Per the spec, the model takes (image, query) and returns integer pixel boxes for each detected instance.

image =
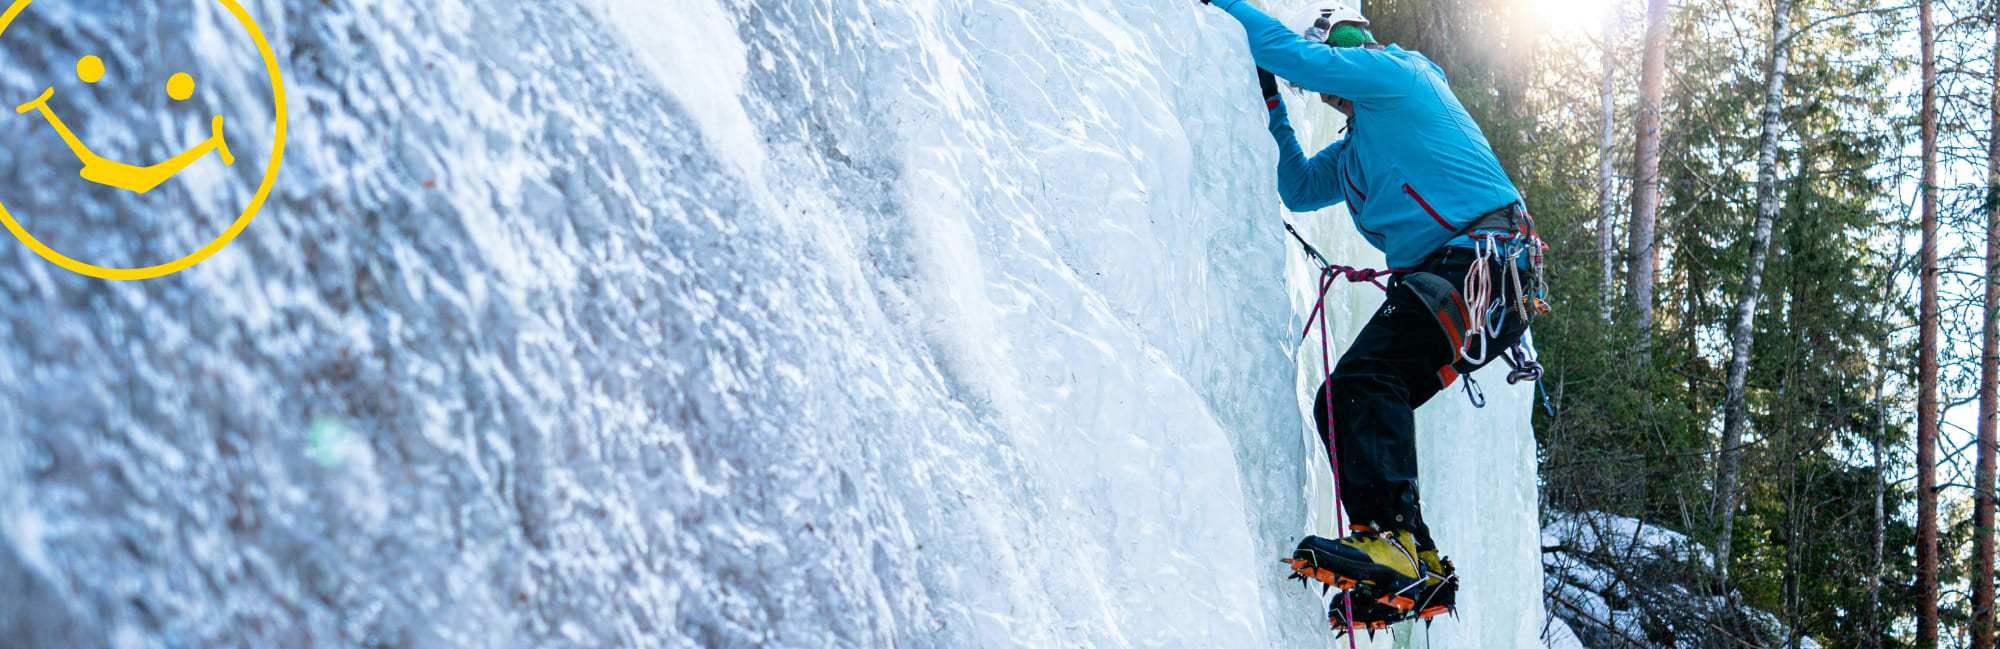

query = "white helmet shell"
[1283,1,1369,43]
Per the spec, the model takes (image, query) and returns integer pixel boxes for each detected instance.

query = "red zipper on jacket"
[1403,184,1457,231]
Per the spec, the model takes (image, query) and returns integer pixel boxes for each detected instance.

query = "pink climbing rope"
[1298,264,1408,341]
[1304,264,1377,646]
[1285,220,1408,639]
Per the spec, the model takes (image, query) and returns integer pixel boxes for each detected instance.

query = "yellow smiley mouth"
[15,73,233,194]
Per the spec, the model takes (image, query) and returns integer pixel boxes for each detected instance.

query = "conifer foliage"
[1357,0,1994,646]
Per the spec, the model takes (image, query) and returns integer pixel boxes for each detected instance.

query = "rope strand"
[1309,266,1360,647]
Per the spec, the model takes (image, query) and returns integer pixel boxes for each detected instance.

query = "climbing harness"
[1284,204,1552,411]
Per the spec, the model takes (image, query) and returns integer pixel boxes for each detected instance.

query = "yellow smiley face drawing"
[0,0,285,280]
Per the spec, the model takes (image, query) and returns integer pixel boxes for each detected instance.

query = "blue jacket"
[1213,0,1522,268]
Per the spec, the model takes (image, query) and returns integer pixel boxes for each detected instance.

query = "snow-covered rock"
[1543,511,1714,569]
[1543,615,1587,649]
[1541,510,1821,649]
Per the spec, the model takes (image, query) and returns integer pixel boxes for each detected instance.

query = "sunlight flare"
[1523,0,1610,32]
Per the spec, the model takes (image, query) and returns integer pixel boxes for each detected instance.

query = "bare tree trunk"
[1869,340,1888,649]
[1867,241,1899,649]
[1598,6,1620,325]
[1713,0,1793,586]
[1427,0,1453,75]
[1626,0,1669,342]
[1783,420,1804,649]
[1917,0,1941,645]
[1975,6,2000,646]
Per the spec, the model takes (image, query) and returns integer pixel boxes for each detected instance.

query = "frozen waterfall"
[0,0,1540,647]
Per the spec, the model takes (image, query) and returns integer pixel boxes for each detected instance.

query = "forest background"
[1357,0,1997,647]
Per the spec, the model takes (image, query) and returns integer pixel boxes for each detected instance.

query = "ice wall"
[0,0,1539,647]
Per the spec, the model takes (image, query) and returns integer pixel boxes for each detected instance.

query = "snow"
[1543,511,1833,649]
[1542,614,1587,649]
[0,0,1540,647]
[1544,510,1716,569]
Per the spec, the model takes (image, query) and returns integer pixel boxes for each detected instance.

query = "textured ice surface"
[0,0,1538,647]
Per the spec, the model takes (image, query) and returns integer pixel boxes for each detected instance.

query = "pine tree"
[1627,0,1670,342]
[1918,0,1942,645]
[1975,0,1999,641]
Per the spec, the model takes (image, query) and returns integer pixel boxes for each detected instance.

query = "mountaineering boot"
[1405,549,1458,620]
[1282,526,1423,604]
[1299,546,1461,633]
[1362,545,1454,612]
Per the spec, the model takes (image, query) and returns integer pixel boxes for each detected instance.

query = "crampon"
[1283,535,1460,634]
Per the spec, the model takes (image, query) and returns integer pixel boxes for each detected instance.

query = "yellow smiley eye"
[77,55,103,83]
[166,72,194,100]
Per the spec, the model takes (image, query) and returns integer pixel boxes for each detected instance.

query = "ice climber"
[1197,0,1548,632]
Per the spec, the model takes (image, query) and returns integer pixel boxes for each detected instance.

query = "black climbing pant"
[1311,245,1530,551]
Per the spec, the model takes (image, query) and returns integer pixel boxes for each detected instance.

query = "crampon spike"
[1285,556,1360,591]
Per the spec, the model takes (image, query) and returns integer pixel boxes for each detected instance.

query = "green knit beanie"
[1328,24,1375,48]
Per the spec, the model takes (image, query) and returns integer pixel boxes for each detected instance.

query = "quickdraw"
[1459,205,1550,365]
[1459,236,1498,365]
[1455,205,1551,400]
